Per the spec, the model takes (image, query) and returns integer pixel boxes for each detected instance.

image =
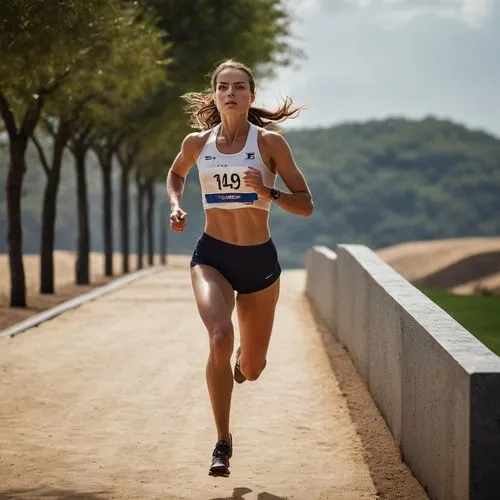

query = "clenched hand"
[170,206,188,232]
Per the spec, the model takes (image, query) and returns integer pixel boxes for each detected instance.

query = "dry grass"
[377,237,500,295]
[0,251,190,331]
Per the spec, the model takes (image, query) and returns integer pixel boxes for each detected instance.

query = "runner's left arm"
[243,132,314,217]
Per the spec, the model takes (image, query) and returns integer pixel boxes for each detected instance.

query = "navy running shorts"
[190,232,281,294]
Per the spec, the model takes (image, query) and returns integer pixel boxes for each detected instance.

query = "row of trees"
[1,0,302,307]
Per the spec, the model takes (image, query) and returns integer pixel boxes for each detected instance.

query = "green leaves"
[67,2,169,133]
[128,0,302,180]
[0,0,116,93]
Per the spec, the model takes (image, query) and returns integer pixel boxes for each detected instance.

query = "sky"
[256,0,500,137]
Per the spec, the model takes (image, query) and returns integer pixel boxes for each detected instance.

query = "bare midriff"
[204,207,271,246]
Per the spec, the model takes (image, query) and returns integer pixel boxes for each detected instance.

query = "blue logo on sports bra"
[245,152,255,160]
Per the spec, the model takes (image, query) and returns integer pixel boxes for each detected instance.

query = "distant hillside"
[377,237,500,295]
[1,116,500,268]
[275,116,500,266]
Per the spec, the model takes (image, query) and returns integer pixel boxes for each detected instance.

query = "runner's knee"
[208,323,234,362]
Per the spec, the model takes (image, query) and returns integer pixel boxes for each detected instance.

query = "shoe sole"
[234,347,267,384]
[209,465,230,477]
[234,347,246,384]
[234,363,246,384]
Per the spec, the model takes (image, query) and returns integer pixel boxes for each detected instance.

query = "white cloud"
[343,0,494,28]
[288,0,322,16]
[460,0,494,27]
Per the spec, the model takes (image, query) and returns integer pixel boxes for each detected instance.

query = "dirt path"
[0,266,423,500]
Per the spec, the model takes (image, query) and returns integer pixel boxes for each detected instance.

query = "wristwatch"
[270,188,281,201]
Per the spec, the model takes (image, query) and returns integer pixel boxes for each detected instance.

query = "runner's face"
[215,69,255,114]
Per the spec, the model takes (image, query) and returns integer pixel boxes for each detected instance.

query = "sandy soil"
[0,252,184,331]
[0,265,427,500]
[377,237,500,294]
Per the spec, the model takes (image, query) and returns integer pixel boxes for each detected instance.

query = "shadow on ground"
[210,487,287,500]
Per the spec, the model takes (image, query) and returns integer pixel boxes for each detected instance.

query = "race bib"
[201,166,258,205]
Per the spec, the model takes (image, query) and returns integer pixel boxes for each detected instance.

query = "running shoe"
[234,346,246,384]
[234,346,267,384]
[209,435,232,477]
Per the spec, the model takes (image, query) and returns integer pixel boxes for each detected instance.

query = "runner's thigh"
[236,278,280,366]
[191,264,235,336]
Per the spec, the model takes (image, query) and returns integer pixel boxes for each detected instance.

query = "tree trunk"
[136,174,145,270]
[1,92,44,307]
[40,124,69,294]
[6,138,28,307]
[160,199,167,266]
[120,166,130,274]
[116,144,136,275]
[146,180,155,266]
[94,143,115,277]
[40,178,58,294]
[102,161,113,277]
[74,142,91,285]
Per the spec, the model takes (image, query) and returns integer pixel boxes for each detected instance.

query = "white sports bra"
[196,123,276,211]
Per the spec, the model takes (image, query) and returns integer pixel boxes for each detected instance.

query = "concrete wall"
[305,245,337,333]
[305,244,500,500]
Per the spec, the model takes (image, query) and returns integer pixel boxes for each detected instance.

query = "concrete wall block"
[305,246,337,333]
[336,247,370,382]
[401,311,469,500]
[367,281,403,446]
[469,372,500,499]
[305,247,317,298]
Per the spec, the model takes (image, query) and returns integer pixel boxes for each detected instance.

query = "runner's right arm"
[166,133,200,232]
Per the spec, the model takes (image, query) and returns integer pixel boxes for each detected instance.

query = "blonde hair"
[182,59,303,130]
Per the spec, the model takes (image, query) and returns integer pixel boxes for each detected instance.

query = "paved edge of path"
[0,266,164,340]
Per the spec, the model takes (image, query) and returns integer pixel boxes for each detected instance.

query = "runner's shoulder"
[257,127,289,154]
[182,130,212,157]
